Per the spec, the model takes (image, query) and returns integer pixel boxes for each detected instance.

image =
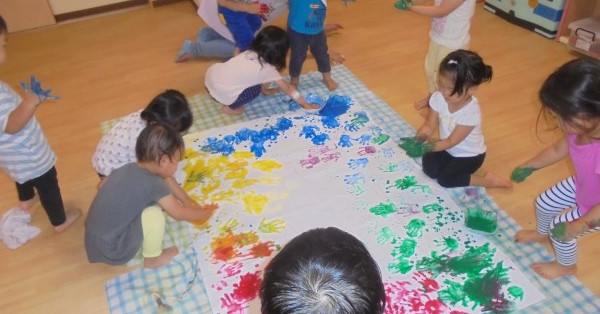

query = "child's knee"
[141,206,165,228]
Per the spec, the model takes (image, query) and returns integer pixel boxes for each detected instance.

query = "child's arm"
[409,0,465,18]
[273,79,321,109]
[415,108,439,140]
[217,0,264,14]
[431,124,474,152]
[519,137,569,170]
[164,176,202,210]
[158,194,218,222]
[550,203,600,242]
[4,90,41,134]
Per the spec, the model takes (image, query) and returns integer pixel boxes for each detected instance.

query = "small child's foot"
[514,230,547,244]
[323,76,338,91]
[144,246,179,268]
[330,51,345,65]
[531,261,577,279]
[54,208,82,233]
[414,95,430,110]
[221,105,244,115]
[175,40,192,63]
[19,195,39,214]
[483,171,513,188]
[290,77,300,87]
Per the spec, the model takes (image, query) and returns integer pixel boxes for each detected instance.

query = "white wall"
[48,0,130,15]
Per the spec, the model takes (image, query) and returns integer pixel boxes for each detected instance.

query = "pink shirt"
[567,133,600,215]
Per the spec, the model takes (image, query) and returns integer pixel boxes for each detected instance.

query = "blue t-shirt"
[288,0,326,35]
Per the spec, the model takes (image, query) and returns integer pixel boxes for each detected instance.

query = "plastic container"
[568,18,600,55]
[465,207,497,234]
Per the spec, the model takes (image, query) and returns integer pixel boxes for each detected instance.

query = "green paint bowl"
[465,207,497,234]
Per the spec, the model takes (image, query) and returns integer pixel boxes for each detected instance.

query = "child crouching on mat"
[205,25,320,115]
[513,57,600,279]
[409,49,511,188]
[85,124,218,268]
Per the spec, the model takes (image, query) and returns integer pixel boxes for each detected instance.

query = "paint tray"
[465,207,497,235]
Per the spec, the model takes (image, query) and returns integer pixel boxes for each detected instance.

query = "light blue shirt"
[288,0,326,35]
[0,82,56,183]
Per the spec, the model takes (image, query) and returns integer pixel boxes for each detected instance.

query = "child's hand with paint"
[398,136,434,157]
[394,0,414,10]
[20,75,60,106]
[510,166,535,183]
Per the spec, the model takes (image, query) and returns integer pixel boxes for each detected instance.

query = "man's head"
[260,227,385,314]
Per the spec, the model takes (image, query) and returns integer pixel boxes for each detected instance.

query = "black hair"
[539,57,600,134]
[0,15,7,35]
[249,25,290,71]
[140,89,193,133]
[438,49,493,96]
[260,227,386,314]
[135,123,184,163]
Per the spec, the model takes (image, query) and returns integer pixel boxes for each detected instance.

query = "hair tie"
[448,59,458,64]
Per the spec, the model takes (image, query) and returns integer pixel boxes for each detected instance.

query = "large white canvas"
[175,96,545,313]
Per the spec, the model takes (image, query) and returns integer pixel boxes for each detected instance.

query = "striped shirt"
[0,82,56,184]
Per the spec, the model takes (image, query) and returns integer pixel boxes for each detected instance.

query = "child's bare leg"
[322,72,338,91]
[531,261,577,279]
[143,246,179,269]
[221,105,244,115]
[414,93,431,111]
[54,208,82,233]
[470,171,513,188]
[19,194,39,213]
[514,230,547,244]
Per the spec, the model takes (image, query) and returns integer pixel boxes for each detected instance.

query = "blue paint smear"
[348,158,368,169]
[319,94,353,129]
[274,117,293,131]
[339,134,353,147]
[202,137,235,155]
[311,133,329,145]
[300,125,320,139]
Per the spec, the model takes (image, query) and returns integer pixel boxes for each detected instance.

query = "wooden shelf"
[556,0,600,58]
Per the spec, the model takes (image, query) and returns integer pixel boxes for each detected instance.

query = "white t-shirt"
[205,51,282,105]
[429,91,486,157]
[430,0,475,49]
[92,110,146,176]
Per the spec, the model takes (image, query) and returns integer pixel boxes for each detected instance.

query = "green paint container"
[465,207,497,234]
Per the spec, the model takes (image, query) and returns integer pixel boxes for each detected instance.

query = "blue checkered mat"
[104,65,600,313]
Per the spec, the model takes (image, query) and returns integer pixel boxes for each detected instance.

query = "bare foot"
[290,77,299,87]
[54,208,82,233]
[483,171,513,188]
[324,23,343,34]
[323,75,338,91]
[144,246,179,268]
[514,230,547,244]
[330,51,345,65]
[414,94,431,110]
[469,171,512,188]
[221,105,244,115]
[261,83,279,96]
[19,195,39,213]
[531,261,577,279]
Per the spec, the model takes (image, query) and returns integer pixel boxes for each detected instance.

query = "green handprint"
[398,137,434,157]
[394,0,414,11]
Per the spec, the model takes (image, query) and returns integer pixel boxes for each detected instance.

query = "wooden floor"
[0,1,596,313]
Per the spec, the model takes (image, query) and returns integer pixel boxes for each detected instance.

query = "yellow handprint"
[258,218,286,233]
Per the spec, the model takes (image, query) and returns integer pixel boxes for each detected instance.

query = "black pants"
[15,167,66,226]
[422,151,485,188]
[288,28,330,78]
